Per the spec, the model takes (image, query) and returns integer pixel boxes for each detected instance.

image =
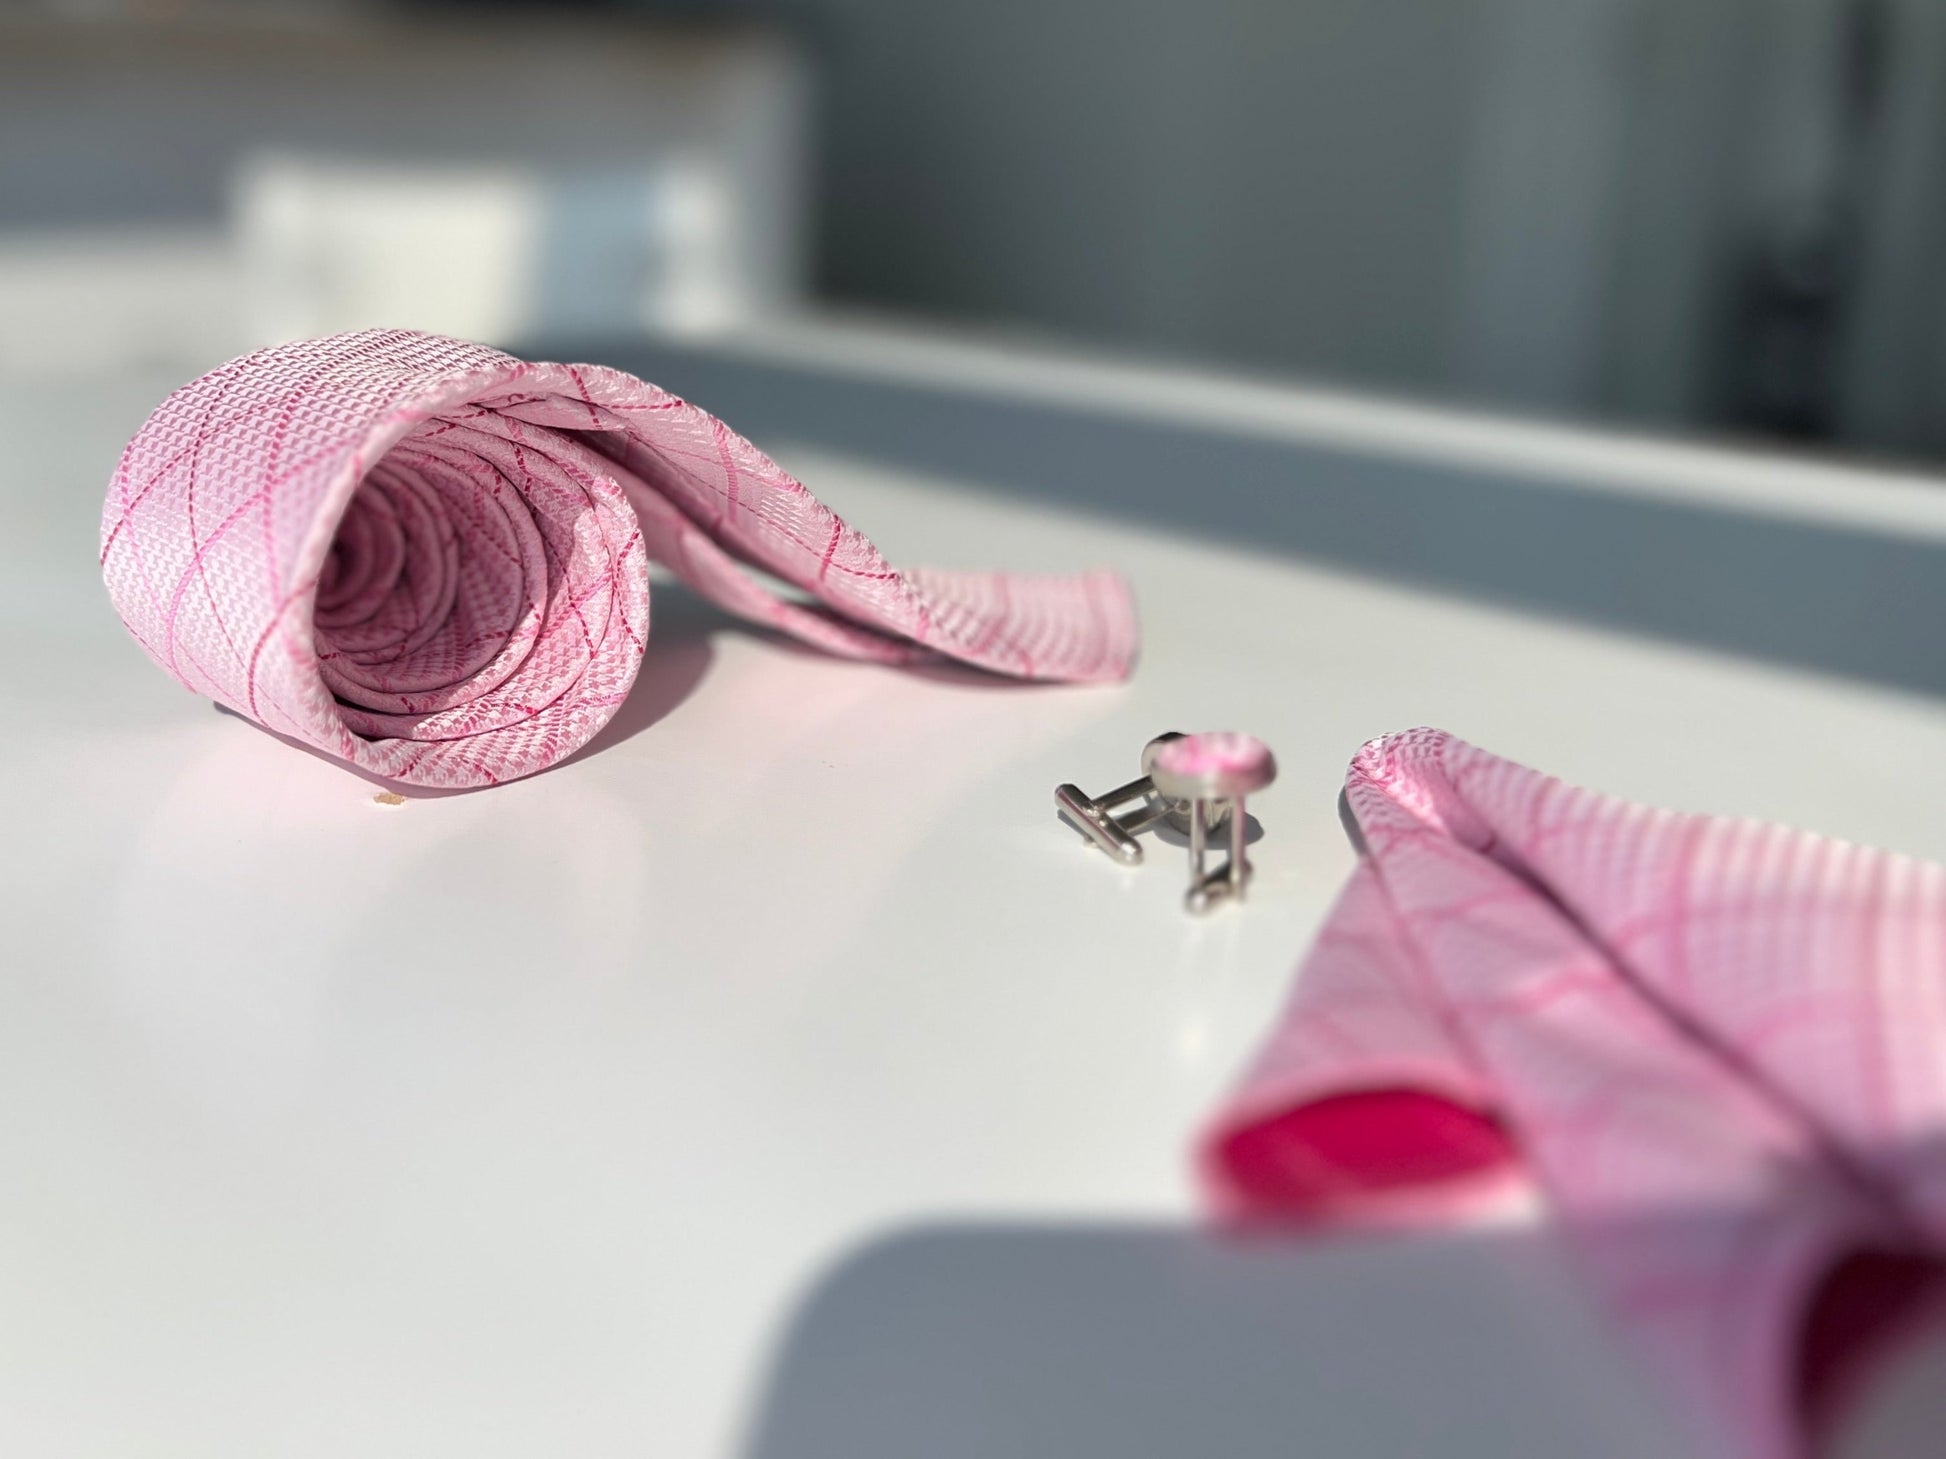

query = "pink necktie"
[1203,728,1946,1459]
[100,330,1137,787]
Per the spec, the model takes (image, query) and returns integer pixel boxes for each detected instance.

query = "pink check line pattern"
[1202,728,1946,1459]
[101,330,1137,788]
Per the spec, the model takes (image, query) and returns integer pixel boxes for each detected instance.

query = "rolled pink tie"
[1204,728,1946,1459]
[101,330,1136,787]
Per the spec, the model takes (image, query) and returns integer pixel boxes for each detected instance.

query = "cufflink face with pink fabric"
[1055,730,1274,912]
[1150,731,1276,912]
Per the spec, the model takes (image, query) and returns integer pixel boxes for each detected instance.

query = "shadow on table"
[739,1216,1946,1459]
[739,1220,1683,1459]
[558,583,1075,766]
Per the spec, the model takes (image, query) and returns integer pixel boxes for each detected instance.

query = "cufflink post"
[1149,732,1277,913]
[1056,731,1229,866]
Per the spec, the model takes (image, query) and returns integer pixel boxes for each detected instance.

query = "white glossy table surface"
[7,356,1946,1457]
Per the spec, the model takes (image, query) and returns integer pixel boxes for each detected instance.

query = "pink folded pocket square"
[1204,728,1946,1459]
[102,330,1137,788]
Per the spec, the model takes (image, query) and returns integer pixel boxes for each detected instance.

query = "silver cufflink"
[1149,731,1277,912]
[1056,731,1275,913]
[1055,732,1227,866]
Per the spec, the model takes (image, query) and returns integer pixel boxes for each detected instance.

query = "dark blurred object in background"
[1713,0,1886,442]
[13,0,1946,463]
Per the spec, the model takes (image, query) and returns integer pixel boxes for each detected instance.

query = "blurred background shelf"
[0,7,811,371]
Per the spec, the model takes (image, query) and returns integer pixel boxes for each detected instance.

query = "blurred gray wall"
[808,0,1483,399]
[787,0,1853,426]
[681,0,1945,454]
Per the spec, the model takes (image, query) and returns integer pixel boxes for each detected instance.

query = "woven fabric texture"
[101,330,1136,787]
[1204,728,1946,1459]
